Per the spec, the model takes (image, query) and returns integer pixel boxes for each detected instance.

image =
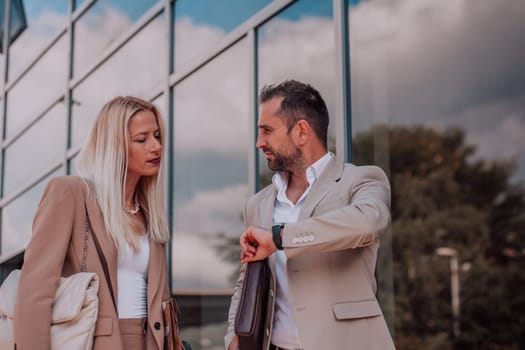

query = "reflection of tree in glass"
[354,125,525,350]
[214,215,244,285]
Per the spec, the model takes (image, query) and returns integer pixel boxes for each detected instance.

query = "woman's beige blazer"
[13,176,170,350]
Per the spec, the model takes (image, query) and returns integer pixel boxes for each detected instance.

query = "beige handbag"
[0,206,99,350]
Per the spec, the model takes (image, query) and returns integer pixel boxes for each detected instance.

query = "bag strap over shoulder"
[81,213,89,272]
[84,204,117,312]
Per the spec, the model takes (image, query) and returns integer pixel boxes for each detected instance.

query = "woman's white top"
[117,234,150,318]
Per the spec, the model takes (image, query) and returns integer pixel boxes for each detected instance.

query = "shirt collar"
[272,151,334,193]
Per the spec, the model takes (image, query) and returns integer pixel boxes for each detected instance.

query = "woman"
[14,96,171,350]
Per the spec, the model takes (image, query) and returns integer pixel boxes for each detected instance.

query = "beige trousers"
[119,318,146,350]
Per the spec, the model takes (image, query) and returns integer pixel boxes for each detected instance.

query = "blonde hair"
[77,96,169,249]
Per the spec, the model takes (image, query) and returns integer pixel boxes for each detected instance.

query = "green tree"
[353,125,525,349]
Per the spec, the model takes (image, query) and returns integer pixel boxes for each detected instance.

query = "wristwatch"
[272,223,285,250]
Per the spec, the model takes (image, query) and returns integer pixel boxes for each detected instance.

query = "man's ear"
[294,119,311,146]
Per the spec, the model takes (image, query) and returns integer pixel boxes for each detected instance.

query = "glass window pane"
[71,13,166,149]
[8,0,68,80]
[349,0,525,348]
[73,0,160,77]
[6,35,68,138]
[257,0,335,188]
[0,53,4,92]
[171,38,249,349]
[1,168,64,257]
[4,102,66,195]
[173,0,272,72]
[69,154,79,176]
[151,93,166,118]
[74,0,87,11]
[172,39,248,290]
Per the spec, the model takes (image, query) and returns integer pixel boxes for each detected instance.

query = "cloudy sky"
[349,0,525,180]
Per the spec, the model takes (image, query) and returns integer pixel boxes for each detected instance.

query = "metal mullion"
[163,0,174,291]
[66,0,75,174]
[66,146,81,160]
[248,29,257,195]
[0,247,25,265]
[334,0,351,163]
[238,0,295,31]
[0,0,12,254]
[70,2,164,90]
[1,0,9,88]
[1,94,65,149]
[5,29,67,93]
[71,0,96,22]
[169,0,295,88]
[147,89,164,103]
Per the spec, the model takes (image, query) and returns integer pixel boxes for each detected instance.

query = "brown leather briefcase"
[234,259,271,350]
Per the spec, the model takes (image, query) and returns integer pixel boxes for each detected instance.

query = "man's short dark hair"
[259,80,329,148]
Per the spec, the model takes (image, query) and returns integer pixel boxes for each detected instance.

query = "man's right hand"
[228,336,239,350]
[240,226,277,263]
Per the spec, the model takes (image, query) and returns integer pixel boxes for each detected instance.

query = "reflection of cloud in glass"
[173,37,248,154]
[172,233,238,289]
[464,97,525,181]
[4,102,66,195]
[73,0,159,77]
[175,184,248,238]
[74,4,133,76]
[258,16,334,86]
[171,36,249,290]
[90,0,158,22]
[175,0,272,32]
[25,0,68,19]
[349,0,525,179]
[1,169,63,257]
[7,35,67,138]
[173,0,272,70]
[9,2,67,78]
[173,16,225,72]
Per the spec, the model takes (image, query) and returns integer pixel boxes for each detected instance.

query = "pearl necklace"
[124,200,140,215]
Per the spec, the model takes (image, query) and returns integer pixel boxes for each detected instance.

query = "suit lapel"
[259,187,278,277]
[84,185,119,303]
[259,187,277,229]
[147,238,162,312]
[298,157,344,221]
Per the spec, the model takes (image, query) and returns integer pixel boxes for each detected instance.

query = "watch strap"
[272,223,284,250]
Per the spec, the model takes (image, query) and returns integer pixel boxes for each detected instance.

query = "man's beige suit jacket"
[226,158,396,350]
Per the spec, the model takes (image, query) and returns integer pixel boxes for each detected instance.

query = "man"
[225,80,395,350]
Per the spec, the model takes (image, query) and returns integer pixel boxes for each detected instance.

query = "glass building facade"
[0,1,524,349]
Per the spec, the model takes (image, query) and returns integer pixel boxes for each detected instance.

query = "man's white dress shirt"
[271,152,333,349]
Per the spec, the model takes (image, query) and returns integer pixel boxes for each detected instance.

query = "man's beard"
[266,145,304,174]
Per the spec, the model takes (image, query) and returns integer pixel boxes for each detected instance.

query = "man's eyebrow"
[258,124,272,130]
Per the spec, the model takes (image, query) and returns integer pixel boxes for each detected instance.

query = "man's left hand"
[240,226,277,263]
